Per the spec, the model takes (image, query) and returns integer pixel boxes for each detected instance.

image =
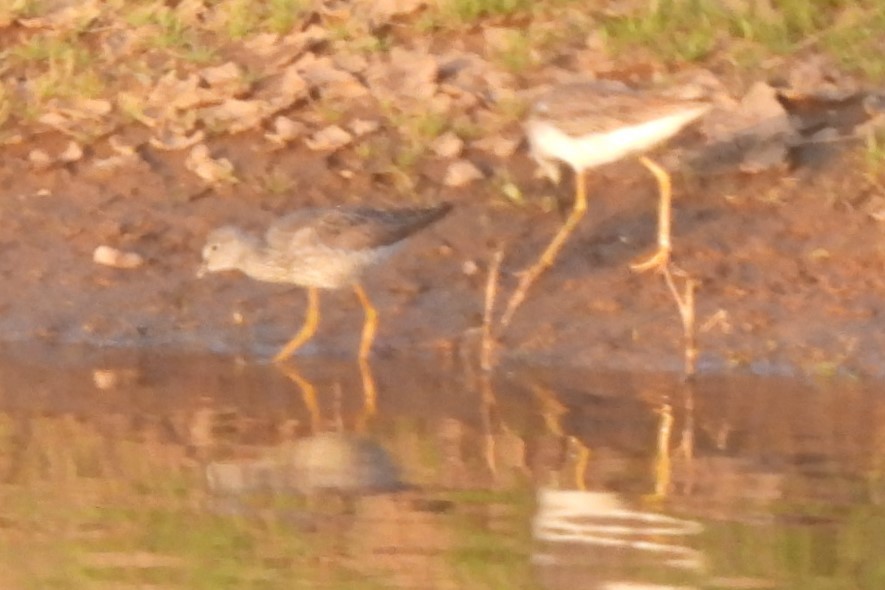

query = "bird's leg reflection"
[531,384,590,491]
[353,284,378,361]
[675,383,696,494]
[276,362,322,432]
[571,437,591,492]
[277,359,378,433]
[653,402,674,499]
[354,356,377,432]
[532,384,567,437]
[480,372,499,476]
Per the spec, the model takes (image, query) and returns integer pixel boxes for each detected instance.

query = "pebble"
[93,245,145,269]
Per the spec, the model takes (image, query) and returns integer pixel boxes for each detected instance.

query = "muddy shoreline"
[0,130,883,379]
[1,5,883,379]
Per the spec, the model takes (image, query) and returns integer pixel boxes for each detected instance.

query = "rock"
[28,149,53,170]
[265,116,308,145]
[696,81,797,175]
[90,154,139,177]
[199,99,267,134]
[58,141,83,163]
[444,159,484,187]
[366,48,438,106]
[430,131,463,158]
[17,0,102,30]
[199,62,248,96]
[296,55,368,99]
[150,128,205,151]
[348,118,380,137]
[471,134,521,157]
[185,144,237,184]
[305,125,353,151]
[37,97,114,137]
[778,55,861,102]
[108,134,139,156]
[258,63,309,112]
[93,245,145,269]
[864,93,885,116]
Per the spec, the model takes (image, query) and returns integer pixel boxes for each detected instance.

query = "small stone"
[28,149,52,170]
[199,62,247,94]
[90,154,137,177]
[199,99,266,134]
[58,140,83,163]
[93,369,121,390]
[265,116,307,145]
[444,159,484,187]
[150,128,205,151]
[471,134,521,157]
[108,134,139,155]
[93,245,145,269]
[305,125,353,151]
[185,144,237,184]
[430,131,464,158]
[348,118,380,137]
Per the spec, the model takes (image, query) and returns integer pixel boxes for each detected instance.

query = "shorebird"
[198,202,452,361]
[500,80,710,327]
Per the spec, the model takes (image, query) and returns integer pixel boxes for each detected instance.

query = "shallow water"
[0,344,883,589]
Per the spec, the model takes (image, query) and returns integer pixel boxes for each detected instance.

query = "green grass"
[440,0,533,23]
[265,0,308,34]
[490,29,536,72]
[600,0,725,63]
[599,0,885,76]
[445,487,539,590]
[9,35,105,102]
[218,0,308,38]
[820,5,885,81]
[380,104,450,175]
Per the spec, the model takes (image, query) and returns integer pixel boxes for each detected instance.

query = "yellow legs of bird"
[500,155,676,328]
[352,284,378,362]
[630,156,673,274]
[500,167,588,328]
[273,287,321,363]
[353,284,379,420]
[278,360,377,432]
[272,284,379,363]
[274,284,378,427]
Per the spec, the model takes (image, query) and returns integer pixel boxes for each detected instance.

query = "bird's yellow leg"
[630,156,672,273]
[500,168,588,328]
[273,287,320,362]
[353,283,378,361]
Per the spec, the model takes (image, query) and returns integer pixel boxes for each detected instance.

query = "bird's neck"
[239,244,291,283]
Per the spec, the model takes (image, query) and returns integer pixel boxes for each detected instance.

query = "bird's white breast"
[528,105,709,173]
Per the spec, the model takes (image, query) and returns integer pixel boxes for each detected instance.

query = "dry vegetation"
[1,0,884,189]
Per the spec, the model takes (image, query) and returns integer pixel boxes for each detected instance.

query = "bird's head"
[197,226,252,278]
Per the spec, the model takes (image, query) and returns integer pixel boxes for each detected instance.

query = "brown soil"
[1,95,883,379]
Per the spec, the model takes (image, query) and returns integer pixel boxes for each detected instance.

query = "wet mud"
[0,95,882,377]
